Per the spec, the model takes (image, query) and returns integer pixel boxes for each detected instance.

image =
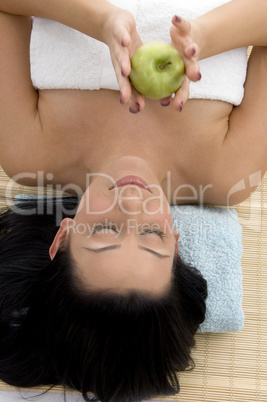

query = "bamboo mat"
[0,166,266,401]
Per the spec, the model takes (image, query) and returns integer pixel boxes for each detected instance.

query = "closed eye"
[91,224,118,234]
[139,230,165,239]
[83,244,170,258]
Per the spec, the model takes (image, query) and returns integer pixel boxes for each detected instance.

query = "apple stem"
[158,61,172,70]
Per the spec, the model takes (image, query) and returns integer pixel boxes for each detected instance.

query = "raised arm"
[0,0,130,175]
[0,0,124,44]
[0,0,146,109]
[171,0,267,61]
[193,0,267,59]
[0,10,40,177]
[170,0,267,205]
[0,0,146,181]
[195,0,267,204]
[220,45,267,205]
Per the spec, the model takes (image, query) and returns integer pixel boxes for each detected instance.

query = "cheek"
[142,191,171,216]
[157,213,174,232]
[78,192,117,216]
[89,198,114,214]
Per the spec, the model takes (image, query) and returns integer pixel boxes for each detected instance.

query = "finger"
[185,42,200,59]
[112,42,132,78]
[173,76,190,111]
[182,43,201,82]
[110,55,131,103]
[128,87,145,113]
[121,58,131,79]
[119,77,132,105]
[160,96,172,107]
[121,31,131,48]
[171,15,191,34]
[113,22,132,48]
[185,61,201,82]
[110,46,132,102]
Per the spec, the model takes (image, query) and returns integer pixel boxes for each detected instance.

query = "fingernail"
[121,41,125,47]
[198,72,202,81]
[121,68,126,77]
[129,102,140,114]
[191,47,196,57]
[179,102,183,112]
[161,101,171,107]
[120,93,124,105]
[129,108,138,114]
[175,15,181,23]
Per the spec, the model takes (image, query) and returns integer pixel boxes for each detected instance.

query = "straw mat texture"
[0,165,266,401]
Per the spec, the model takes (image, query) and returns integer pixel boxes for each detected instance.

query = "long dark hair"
[0,196,207,402]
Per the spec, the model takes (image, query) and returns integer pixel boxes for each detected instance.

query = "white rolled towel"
[30,0,248,105]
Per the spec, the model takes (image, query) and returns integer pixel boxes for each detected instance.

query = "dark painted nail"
[191,48,196,57]
[175,15,181,23]
[161,101,171,107]
[129,102,140,114]
[129,108,138,114]
[198,72,202,81]
[120,94,124,105]
[179,102,183,112]
[121,68,126,77]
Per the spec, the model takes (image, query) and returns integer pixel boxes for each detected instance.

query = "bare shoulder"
[215,47,267,205]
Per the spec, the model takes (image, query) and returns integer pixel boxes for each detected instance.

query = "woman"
[0,0,266,401]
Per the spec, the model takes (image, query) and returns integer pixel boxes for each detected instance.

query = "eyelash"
[139,230,165,239]
[92,224,118,234]
[91,225,165,238]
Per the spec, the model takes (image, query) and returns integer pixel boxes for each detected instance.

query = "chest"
[37,90,232,193]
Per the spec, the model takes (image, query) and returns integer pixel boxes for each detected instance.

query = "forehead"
[71,243,174,295]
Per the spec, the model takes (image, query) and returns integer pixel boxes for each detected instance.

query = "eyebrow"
[83,245,170,258]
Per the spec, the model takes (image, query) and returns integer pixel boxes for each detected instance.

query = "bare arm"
[220,46,267,205]
[0,0,150,181]
[198,0,267,204]
[0,0,115,43]
[0,12,41,176]
[0,0,146,109]
[171,0,267,61]
[170,0,267,205]
[0,0,132,174]
[194,0,267,59]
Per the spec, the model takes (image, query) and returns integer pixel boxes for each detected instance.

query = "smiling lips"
[109,176,152,193]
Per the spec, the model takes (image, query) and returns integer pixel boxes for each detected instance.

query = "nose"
[116,186,165,219]
[117,186,144,215]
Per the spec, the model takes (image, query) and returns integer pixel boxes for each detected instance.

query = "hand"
[170,15,202,111]
[103,8,145,112]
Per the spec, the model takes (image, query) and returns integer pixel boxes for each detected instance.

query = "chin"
[99,156,161,190]
[115,155,148,164]
[114,155,154,171]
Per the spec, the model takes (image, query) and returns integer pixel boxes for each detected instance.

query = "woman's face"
[50,157,179,295]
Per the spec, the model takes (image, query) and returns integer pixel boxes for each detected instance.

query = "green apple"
[129,42,185,100]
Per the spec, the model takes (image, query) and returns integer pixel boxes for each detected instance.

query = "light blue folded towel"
[15,196,244,333]
[171,205,244,333]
